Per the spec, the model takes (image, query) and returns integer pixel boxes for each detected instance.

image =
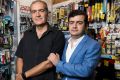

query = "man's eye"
[31,9,46,13]
[31,10,36,13]
[77,21,84,24]
[69,22,74,24]
[39,9,45,12]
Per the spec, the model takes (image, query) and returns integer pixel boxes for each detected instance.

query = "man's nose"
[36,11,41,17]
[73,23,77,28]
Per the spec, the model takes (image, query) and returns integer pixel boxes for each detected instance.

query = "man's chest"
[22,34,54,61]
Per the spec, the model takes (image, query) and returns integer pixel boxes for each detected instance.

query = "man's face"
[68,15,86,37]
[30,2,48,26]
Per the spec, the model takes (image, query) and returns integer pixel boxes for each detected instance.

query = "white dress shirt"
[66,35,85,62]
[65,35,84,80]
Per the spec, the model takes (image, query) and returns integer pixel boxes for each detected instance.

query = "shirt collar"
[68,35,85,44]
[29,23,53,33]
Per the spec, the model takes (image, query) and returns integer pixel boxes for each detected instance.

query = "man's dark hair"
[68,10,88,26]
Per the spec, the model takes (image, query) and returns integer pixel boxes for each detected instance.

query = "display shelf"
[0,0,15,80]
[0,62,11,68]
[101,54,117,59]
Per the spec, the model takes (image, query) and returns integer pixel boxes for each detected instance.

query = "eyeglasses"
[31,9,47,14]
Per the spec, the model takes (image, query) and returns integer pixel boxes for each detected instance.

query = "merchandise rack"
[0,0,15,80]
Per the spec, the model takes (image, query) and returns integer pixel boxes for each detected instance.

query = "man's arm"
[16,58,23,74]
[16,57,23,80]
[23,31,65,78]
[15,38,24,74]
[48,43,101,78]
[25,60,53,78]
[15,54,53,79]
[56,43,101,77]
[51,30,65,57]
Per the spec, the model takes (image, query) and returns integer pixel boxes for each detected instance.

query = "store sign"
[20,5,30,13]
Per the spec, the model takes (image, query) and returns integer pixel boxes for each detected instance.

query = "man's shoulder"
[50,27,64,35]
[26,27,34,32]
[21,28,34,38]
[85,35,100,46]
[50,27,60,32]
[24,27,34,33]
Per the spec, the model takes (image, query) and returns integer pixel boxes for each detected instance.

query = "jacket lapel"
[62,42,68,62]
[69,35,88,63]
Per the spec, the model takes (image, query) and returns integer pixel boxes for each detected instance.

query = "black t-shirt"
[15,26,65,80]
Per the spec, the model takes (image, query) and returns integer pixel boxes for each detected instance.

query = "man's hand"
[48,53,60,66]
[16,74,23,80]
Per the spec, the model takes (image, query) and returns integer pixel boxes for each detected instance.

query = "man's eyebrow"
[69,21,73,22]
[77,21,84,22]
[69,21,84,22]
[31,9,45,10]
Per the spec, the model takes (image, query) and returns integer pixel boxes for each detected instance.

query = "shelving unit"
[0,0,15,80]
